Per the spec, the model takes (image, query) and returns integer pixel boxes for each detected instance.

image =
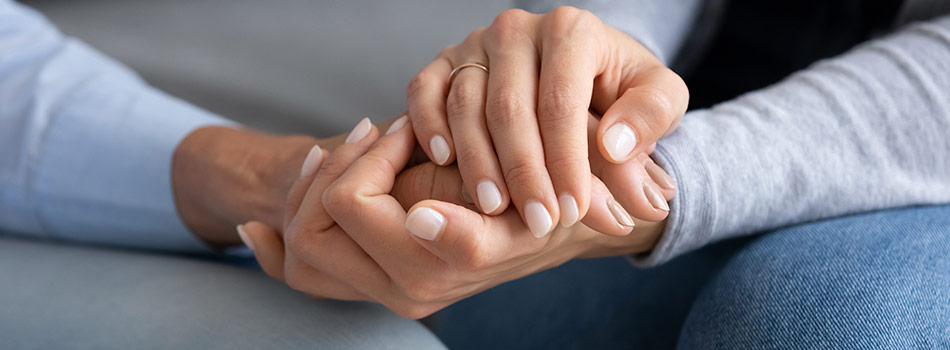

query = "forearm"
[176,116,405,248]
[515,0,703,64]
[639,15,950,266]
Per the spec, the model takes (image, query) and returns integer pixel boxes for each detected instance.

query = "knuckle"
[322,181,357,217]
[502,155,543,187]
[539,80,584,121]
[486,87,529,126]
[488,9,531,47]
[545,152,585,177]
[454,144,490,167]
[544,6,599,40]
[463,27,488,46]
[456,237,489,271]
[406,71,439,100]
[446,83,483,116]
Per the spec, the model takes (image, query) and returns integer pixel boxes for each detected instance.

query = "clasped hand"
[238,6,685,319]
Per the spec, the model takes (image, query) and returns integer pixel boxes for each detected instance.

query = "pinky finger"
[238,221,286,281]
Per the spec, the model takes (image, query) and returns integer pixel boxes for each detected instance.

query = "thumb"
[597,67,688,163]
[403,199,530,270]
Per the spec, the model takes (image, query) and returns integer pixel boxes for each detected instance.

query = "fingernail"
[603,122,637,162]
[405,207,446,241]
[345,117,372,144]
[646,161,675,190]
[236,224,254,251]
[525,200,553,238]
[299,145,324,179]
[476,180,502,214]
[644,182,670,212]
[386,115,408,135]
[430,135,450,165]
[558,194,579,227]
[460,184,475,204]
[607,197,635,228]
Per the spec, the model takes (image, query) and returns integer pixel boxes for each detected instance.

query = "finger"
[238,221,286,281]
[281,119,405,305]
[288,117,379,234]
[588,114,670,222]
[241,223,370,301]
[597,66,688,163]
[578,175,636,237]
[322,117,469,306]
[404,199,546,270]
[283,144,328,225]
[537,31,598,228]
[484,18,559,238]
[445,34,509,216]
[392,162,479,213]
[407,53,455,166]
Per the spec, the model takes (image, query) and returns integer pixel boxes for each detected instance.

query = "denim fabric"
[432,205,950,349]
[679,205,950,349]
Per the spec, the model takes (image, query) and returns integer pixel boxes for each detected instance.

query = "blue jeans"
[431,205,950,349]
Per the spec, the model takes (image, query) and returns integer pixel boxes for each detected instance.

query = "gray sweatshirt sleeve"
[636,15,950,266]
[514,0,703,65]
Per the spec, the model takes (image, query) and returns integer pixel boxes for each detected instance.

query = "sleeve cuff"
[31,40,238,253]
[628,111,719,267]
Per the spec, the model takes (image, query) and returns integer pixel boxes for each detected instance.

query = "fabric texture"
[0,236,446,349]
[433,205,950,349]
[641,15,950,266]
[0,1,235,252]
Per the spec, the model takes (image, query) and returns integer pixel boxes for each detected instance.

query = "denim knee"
[677,205,950,350]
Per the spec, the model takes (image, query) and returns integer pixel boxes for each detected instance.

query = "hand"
[406,7,687,236]
[237,117,666,319]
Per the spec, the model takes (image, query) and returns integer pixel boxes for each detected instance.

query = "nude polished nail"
[405,207,446,241]
[645,161,675,190]
[430,135,451,165]
[476,180,502,214]
[603,122,637,162]
[345,117,372,144]
[236,224,255,251]
[299,145,324,179]
[607,198,635,228]
[558,194,579,227]
[386,115,408,135]
[644,183,670,212]
[525,200,553,238]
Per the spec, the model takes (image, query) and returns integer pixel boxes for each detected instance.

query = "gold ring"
[448,62,489,84]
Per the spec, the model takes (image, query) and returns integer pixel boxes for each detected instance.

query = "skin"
[236,118,668,319]
[406,7,687,233]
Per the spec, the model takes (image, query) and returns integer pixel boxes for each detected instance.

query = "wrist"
[172,126,320,247]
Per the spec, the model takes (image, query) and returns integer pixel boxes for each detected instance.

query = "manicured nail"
[430,135,450,165]
[646,161,675,190]
[476,180,502,214]
[607,197,635,228]
[386,115,408,135]
[644,182,670,211]
[460,184,475,204]
[236,224,254,251]
[525,200,553,238]
[603,122,637,162]
[405,207,446,241]
[558,194,579,227]
[299,145,324,179]
[345,117,372,144]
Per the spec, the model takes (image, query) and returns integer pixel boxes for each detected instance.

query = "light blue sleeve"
[0,1,237,252]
